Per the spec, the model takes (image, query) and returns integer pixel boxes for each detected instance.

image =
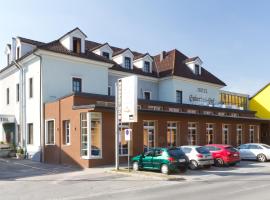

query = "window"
[206,123,214,144]
[143,121,155,152]
[119,123,129,155]
[17,125,21,145]
[6,88,9,105]
[102,52,110,59]
[167,122,177,147]
[7,54,10,65]
[72,78,82,92]
[46,120,55,145]
[108,86,112,96]
[143,91,151,100]
[16,46,20,59]
[195,64,200,75]
[236,124,243,146]
[29,78,33,98]
[222,124,229,144]
[63,120,71,145]
[73,37,81,53]
[143,61,150,73]
[80,113,88,157]
[80,112,102,158]
[249,125,255,143]
[124,57,131,69]
[176,90,182,104]
[90,112,102,157]
[27,123,33,145]
[16,83,19,102]
[188,122,197,145]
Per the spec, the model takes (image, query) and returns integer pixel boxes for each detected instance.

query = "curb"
[107,169,186,181]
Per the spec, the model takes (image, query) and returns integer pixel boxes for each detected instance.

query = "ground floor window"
[167,122,177,147]
[119,123,129,155]
[222,124,229,144]
[27,123,33,145]
[249,125,255,143]
[46,120,55,145]
[63,120,71,145]
[80,112,102,158]
[143,121,155,152]
[237,124,243,146]
[206,123,214,144]
[188,122,197,145]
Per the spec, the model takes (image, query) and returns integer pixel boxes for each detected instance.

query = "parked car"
[180,146,214,169]
[204,144,240,167]
[132,147,189,174]
[238,143,270,162]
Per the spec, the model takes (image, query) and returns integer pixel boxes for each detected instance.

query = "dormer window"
[143,61,150,73]
[16,46,20,59]
[102,52,110,59]
[195,64,200,75]
[124,57,131,69]
[73,37,81,53]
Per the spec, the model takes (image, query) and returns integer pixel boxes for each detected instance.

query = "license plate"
[234,154,238,157]
[179,159,186,162]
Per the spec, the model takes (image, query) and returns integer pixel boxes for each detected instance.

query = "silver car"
[180,146,214,169]
[238,143,270,162]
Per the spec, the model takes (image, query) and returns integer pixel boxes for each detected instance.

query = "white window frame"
[81,112,102,159]
[143,121,156,152]
[188,122,197,145]
[143,61,151,73]
[206,123,214,144]
[45,119,55,145]
[64,120,71,145]
[71,76,83,93]
[143,91,151,100]
[249,125,255,143]
[236,124,243,146]
[167,122,177,147]
[222,124,229,145]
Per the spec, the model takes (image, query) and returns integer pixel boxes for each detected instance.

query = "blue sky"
[0,0,269,95]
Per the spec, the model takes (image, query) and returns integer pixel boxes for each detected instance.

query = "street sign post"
[115,76,137,171]
[125,128,132,171]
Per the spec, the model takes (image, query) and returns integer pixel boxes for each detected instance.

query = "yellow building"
[250,83,270,119]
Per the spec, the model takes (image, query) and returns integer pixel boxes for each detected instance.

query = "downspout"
[13,61,27,156]
[33,52,43,162]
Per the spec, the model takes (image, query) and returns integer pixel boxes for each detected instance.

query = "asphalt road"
[1,158,270,200]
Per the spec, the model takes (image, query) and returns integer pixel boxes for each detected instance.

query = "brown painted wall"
[44,95,265,168]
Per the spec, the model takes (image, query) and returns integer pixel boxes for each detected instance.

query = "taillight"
[168,157,175,163]
[197,154,203,158]
[227,152,232,156]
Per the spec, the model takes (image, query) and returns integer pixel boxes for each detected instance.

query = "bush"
[17,148,24,155]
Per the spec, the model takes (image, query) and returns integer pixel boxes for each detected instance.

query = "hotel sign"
[189,95,215,105]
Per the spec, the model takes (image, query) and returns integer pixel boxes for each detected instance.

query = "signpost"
[115,75,138,171]
[125,128,132,171]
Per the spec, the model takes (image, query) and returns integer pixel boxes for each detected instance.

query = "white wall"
[112,50,134,68]
[93,44,113,59]
[42,54,109,102]
[159,77,222,105]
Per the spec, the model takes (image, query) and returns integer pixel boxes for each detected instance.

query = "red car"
[204,144,240,167]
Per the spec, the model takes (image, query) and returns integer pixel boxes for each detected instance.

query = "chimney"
[160,51,166,61]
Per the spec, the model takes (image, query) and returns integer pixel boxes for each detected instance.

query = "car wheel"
[215,158,224,167]
[161,164,169,175]
[257,154,267,162]
[133,162,140,171]
[189,160,199,170]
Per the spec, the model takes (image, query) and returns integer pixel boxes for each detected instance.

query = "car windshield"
[261,144,270,149]
[168,149,185,158]
[196,147,210,154]
[225,146,238,152]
